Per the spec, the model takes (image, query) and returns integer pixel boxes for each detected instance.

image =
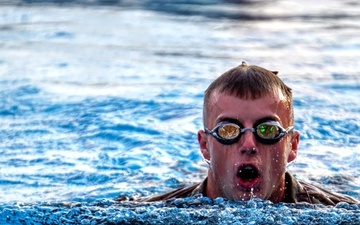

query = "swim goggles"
[205,120,294,145]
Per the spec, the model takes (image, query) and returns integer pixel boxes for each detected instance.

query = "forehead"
[205,90,290,126]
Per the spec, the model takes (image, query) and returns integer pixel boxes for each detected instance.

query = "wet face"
[198,90,299,202]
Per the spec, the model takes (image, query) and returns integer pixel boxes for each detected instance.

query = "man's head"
[197,62,300,202]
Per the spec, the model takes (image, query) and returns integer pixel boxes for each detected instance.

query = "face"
[198,90,300,202]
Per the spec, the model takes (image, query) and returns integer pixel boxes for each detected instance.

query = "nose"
[239,128,257,155]
[240,147,257,155]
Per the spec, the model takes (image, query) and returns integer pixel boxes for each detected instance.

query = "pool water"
[0,0,359,224]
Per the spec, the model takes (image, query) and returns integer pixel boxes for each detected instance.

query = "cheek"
[265,145,288,167]
[210,145,236,181]
[209,143,234,165]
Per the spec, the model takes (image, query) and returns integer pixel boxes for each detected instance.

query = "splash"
[250,187,255,199]
[1,198,359,225]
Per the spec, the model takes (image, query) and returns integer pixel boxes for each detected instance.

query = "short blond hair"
[203,62,293,126]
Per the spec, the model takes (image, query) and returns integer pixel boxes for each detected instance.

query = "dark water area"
[7,0,360,21]
[0,0,359,224]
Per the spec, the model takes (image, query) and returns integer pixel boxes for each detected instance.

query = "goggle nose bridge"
[240,127,256,134]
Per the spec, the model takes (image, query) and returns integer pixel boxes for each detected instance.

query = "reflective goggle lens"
[218,124,240,139]
[257,123,279,139]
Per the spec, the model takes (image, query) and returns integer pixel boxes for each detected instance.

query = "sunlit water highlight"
[0,0,359,224]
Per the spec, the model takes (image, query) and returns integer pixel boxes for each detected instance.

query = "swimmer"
[118,62,359,205]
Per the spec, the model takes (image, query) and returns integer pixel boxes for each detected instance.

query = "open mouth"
[236,164,260,190]
[237,165,259,180]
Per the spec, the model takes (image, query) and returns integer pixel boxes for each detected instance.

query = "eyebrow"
[255,117,280,124]
[216,116,280,127]
[216,117,241,125]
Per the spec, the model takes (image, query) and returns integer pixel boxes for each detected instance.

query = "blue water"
[0,0,359,224]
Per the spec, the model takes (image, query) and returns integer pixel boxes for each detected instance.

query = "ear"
[198,130,210,161]
[287,131,300,163]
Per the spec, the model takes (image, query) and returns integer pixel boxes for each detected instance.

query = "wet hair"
[203,62,293,126]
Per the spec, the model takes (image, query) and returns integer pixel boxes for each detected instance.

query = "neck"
[204,170,220,199]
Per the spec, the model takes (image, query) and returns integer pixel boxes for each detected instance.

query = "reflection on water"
[0,0,359,224]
